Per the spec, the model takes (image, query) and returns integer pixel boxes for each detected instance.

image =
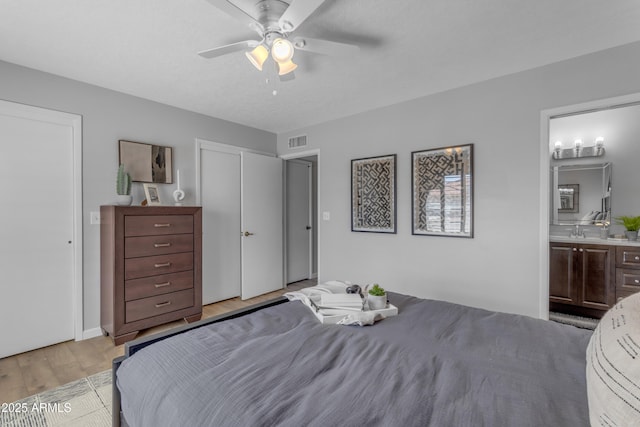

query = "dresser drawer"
[125,234,194,258]
[125,270,193,301]
[125,289,194,323]
[125,252,193,280]
[125,215,193,237]
[616,247,640,268]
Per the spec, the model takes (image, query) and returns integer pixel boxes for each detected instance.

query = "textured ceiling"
[1,0,640,133]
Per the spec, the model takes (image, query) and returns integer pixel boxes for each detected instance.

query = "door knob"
[243,231,254,237]
[306,226,312,230]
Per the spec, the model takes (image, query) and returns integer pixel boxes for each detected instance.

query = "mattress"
[116,292,591,426]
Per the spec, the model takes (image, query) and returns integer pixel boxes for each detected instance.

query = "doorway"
[539,92,640,320]
[0,100,82,358]
[285,158,317,283]
[283,151,319,285]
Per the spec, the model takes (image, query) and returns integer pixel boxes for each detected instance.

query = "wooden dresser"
[101,205,202,345]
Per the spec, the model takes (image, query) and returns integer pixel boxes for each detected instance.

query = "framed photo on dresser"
[143,183,162,206]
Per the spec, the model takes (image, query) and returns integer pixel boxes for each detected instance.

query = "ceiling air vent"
[288,135,307,149]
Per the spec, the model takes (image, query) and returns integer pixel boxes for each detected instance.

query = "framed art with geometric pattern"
[351,154,397,233]
[412,144,473,237]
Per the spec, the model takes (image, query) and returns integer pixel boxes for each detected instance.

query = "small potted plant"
[116,164,132,206]
[615,215,640,241]
[367,283,387,310]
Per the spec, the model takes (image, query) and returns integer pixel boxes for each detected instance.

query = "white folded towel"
[337,311,383,326]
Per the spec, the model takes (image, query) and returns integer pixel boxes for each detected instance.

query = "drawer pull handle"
[154,223,171,228]
[155,301,171,308]
[154,243,171,248]
[154,262,171,268]
[635,280,639,284]
[154,282,171,288]
[635,256,640,261]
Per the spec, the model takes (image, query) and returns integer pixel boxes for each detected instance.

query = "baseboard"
[81,327,104,340]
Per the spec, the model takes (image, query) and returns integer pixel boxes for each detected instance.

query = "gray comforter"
[117,293,592,426]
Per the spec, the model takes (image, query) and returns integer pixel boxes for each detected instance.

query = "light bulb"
[574,139,583,149]
[271,38,294,63]
[595,137,604,148]
[554,141,562,150]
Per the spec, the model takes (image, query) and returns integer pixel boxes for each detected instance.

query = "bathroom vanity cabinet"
[549,241,614,318]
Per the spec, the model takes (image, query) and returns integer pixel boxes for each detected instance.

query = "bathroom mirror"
[550,162,611,225]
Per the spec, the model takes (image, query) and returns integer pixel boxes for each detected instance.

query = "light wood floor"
[0,279,315,404]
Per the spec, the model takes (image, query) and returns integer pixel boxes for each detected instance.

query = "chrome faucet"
[571,224,585,238]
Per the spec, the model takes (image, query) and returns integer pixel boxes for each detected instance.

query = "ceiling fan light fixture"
[245,44,269,71]
[277,59,298,76]
[271,38,294,63]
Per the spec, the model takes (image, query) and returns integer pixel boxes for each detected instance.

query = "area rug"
[549,311,599,330]
[1,370,111,427]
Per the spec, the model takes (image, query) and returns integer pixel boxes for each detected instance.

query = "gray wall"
[0,60,276,334]
[277,41,640,318]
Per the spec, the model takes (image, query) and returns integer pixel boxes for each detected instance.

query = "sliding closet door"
[200,148,242,304]
[241,152,283,299]
[0,101,80,358]
[198,141,283,303]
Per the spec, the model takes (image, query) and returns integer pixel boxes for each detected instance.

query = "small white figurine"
[173,169,185,206]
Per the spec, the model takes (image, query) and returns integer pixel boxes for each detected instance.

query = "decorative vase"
[116,194,133,206]
[625,230,638,241]
[368,294,387,311]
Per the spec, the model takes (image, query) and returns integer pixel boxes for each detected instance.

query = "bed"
[113,281,635,427]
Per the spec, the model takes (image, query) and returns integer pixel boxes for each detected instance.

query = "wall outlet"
[90,211,101,225]
[322,211,331,221]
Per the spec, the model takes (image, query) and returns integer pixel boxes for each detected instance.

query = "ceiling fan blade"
[278,0,326,32]
[198,40,259,59]
[205,0,263,33]
[292,37,359,57]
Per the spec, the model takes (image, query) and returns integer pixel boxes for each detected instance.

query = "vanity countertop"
[549,236,640,247]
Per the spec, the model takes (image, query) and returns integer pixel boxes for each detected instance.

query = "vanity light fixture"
[553,137,605,160]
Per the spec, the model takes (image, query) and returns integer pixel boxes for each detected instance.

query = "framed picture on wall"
[558,184,579,213]
[351,154,396,233]
[119,140,173,184]
[143,183,162,206]
[412,144,473,237]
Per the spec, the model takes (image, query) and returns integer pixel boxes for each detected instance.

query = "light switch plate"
[90,211,101,225]
[322,211,330,221]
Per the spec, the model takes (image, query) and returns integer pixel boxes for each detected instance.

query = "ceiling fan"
[198,0,359,78]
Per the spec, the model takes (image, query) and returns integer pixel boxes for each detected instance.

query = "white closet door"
[200,149,241,304]
[0,106,76,358]
[241,152,283,299]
